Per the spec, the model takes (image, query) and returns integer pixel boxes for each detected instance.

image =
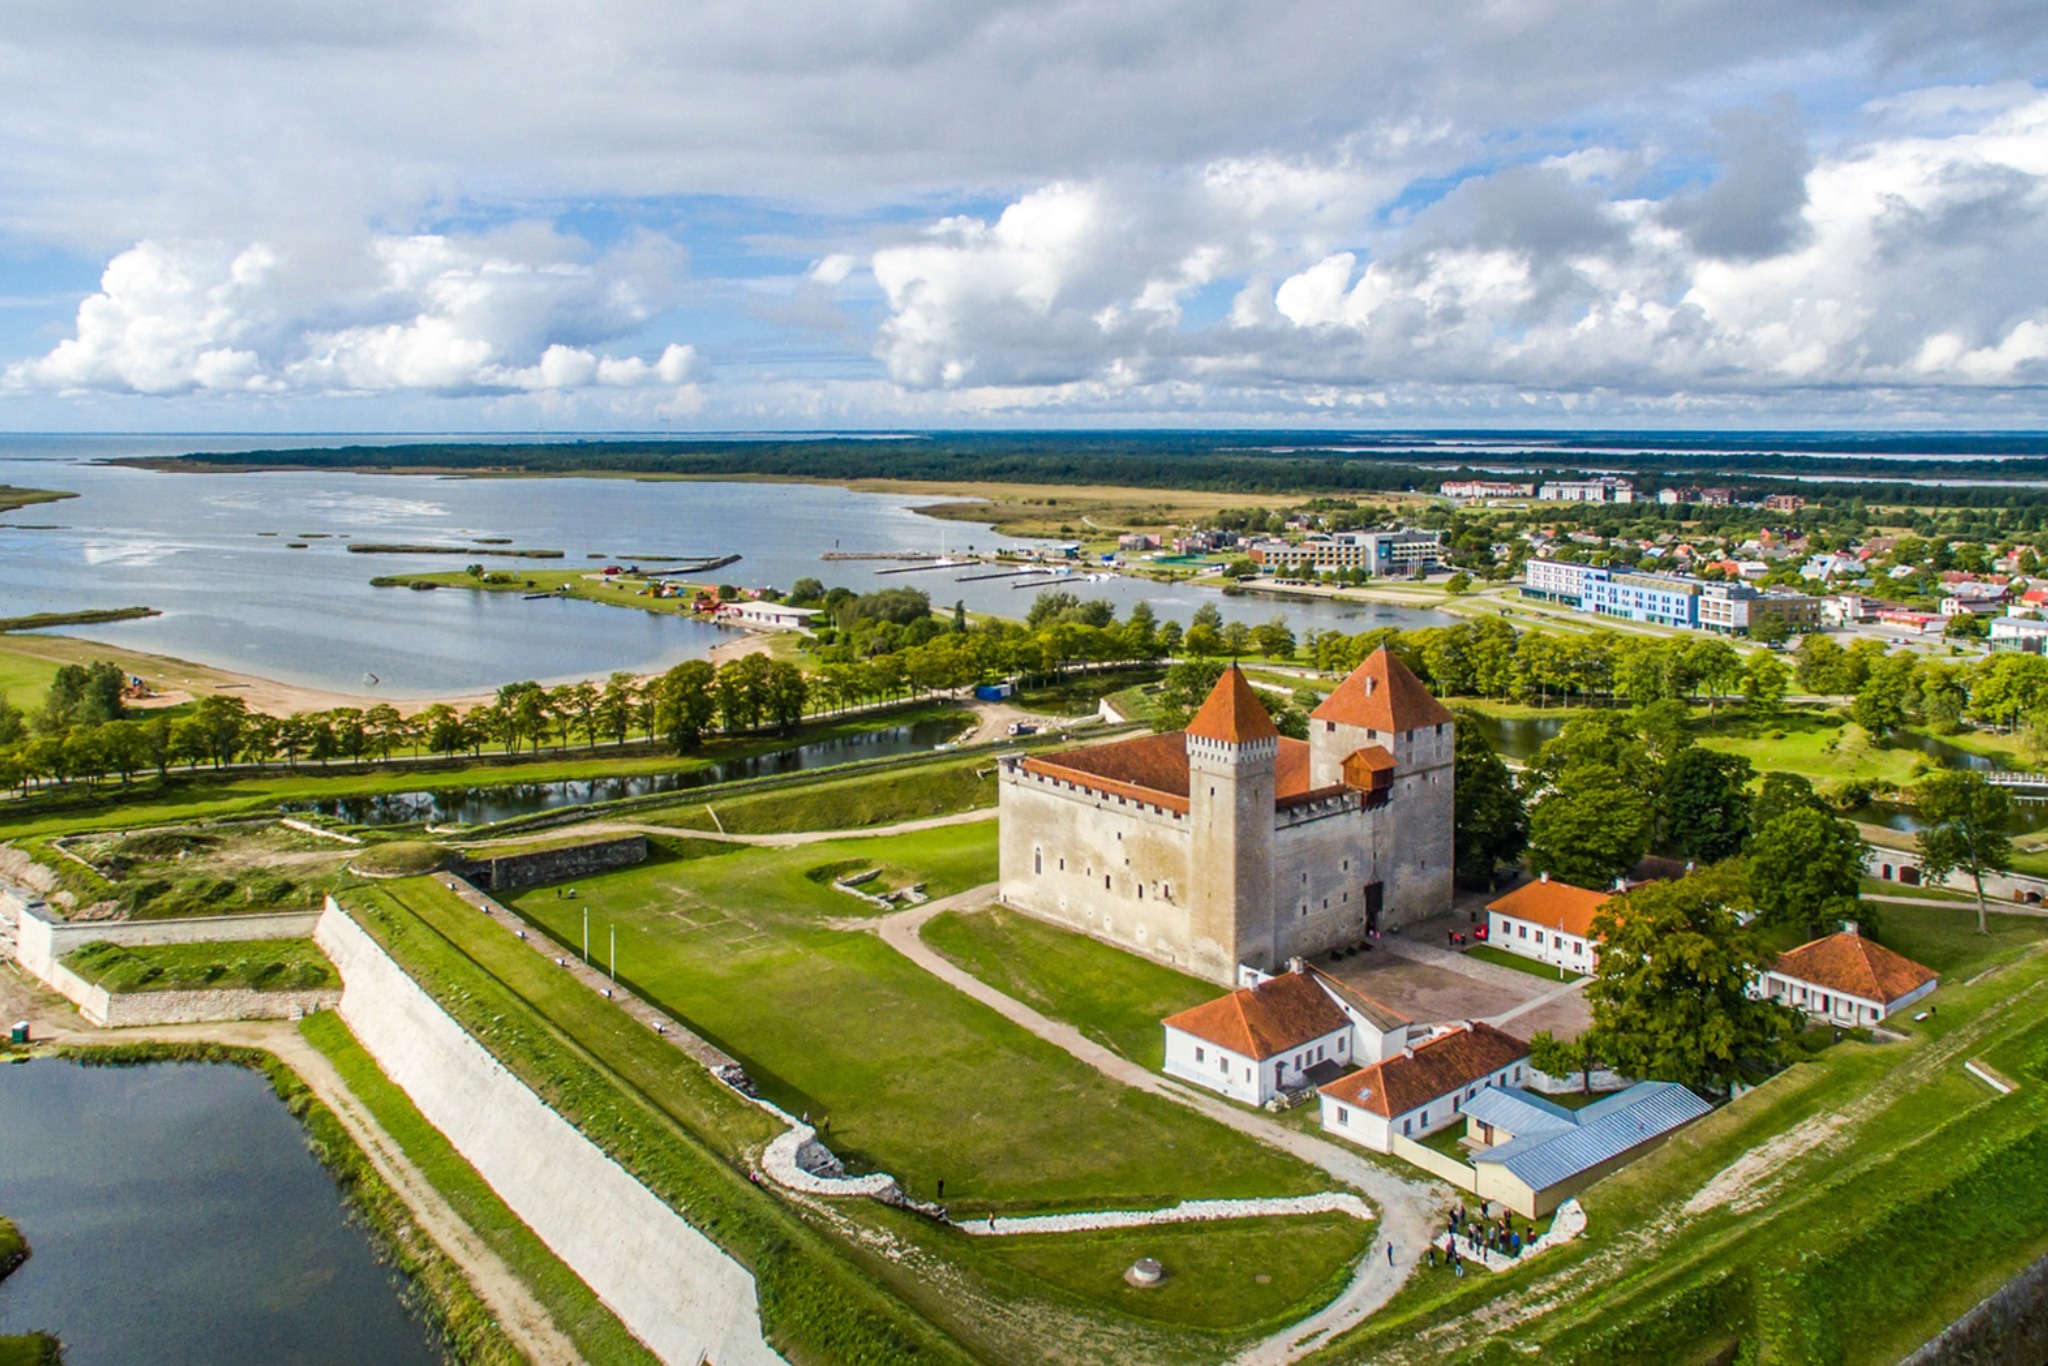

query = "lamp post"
[609,926,616,984]
[582,907,589,964]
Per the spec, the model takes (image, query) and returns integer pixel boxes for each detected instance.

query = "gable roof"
[1487,877,1614,939]
[1310,647,1454,733]
[1021,733,1316,812]
[1471,1082,1712,1191]
[1318,1022,1530,1119]
[1772,930,1938,1005]
[1304,966,1412,1034]
[1162,970,1351,1061]
[1460,1085,1579,1138]
[1186,665,1281,745]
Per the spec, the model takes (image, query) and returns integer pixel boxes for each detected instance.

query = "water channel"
[0,435,1453,697]
[284,715,971,825]
[0,1059,438,1365]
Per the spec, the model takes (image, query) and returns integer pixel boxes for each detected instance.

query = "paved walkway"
[872,890,1447,1366]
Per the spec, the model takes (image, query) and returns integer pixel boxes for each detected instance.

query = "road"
[871,888,1445,1366]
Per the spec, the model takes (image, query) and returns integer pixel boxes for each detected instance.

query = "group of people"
[1429,1199,1536,1272]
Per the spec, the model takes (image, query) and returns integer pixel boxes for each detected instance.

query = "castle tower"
[1186,665,1280,976]
[1308,647,1456,925]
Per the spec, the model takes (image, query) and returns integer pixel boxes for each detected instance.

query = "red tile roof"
[1163,971,1352,1060]
[1187,665,1282,745]
[1487,877,1614,939]
[1318,1023,1530,1119]
[1772,931,1938,1005]
[1311,647,1454,733]
[1022,733,1316,811]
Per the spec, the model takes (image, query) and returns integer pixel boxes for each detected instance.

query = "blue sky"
[0,2,2045,430]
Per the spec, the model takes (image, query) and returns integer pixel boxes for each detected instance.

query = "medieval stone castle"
[997,648,1456,984]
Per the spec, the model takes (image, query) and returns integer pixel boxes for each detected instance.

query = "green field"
[1689,708,1933,788]
[980,1214,1374,1334]
[372,567,710,617]
[62,937,336,993]
[301,1013,657,1364]
[349,873,1361,1360]
[922,905,1219,1069]
[638,754,997,834]
[1461,942,1586,983]
[500,829,1326,1213]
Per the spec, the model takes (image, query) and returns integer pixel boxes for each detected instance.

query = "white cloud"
[7,228,698,397]
[863,90,2048,407]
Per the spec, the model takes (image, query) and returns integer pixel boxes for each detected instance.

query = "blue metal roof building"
[1462,1082,1714,1216]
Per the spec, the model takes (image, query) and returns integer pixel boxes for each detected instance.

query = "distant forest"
[123,429,2048,510]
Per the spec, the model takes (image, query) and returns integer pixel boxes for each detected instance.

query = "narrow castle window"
[1033,848,1043,875]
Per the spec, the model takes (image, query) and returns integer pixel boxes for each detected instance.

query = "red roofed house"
[998,651,1455,984]
[1486,874,1616,976]
[1317,1022,1533,1152]
[1162,960,1414,1105]
[1756,927,1939,1026]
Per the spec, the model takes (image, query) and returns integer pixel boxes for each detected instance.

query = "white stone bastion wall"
[315,899,786,1366]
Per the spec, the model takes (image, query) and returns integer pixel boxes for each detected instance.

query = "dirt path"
[870,889,1446,1365]
[11,981,586,1366]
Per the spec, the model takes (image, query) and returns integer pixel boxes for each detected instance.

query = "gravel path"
[964,1192,1374,1237]
[874,890,1447,1366]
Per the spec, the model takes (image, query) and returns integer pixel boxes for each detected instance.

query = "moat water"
[0,435,1453,696]
[285,714,972,825]
[0,1058,438,1365]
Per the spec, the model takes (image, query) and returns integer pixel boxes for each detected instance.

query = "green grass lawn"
[1754,900,2048,981]
[638,755,997,835]
[921,905,1219,1069]
[978,1214,1374,1335]
[1461,943,1585,983]
[372,567,712,618]
[353,874,1347,1359]
[62,937,336,993]
[1690,706,1932,788]
[300,1012,657,1365]
[1858,876,1974,904]
[498,834,1329,1215]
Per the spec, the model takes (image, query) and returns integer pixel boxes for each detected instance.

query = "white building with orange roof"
[997,650,1456,984]
[1160,960,1414,1105]
[1485,874,1616,976]
[1317,1021,1533,1152]
[1755,927,1939,1026]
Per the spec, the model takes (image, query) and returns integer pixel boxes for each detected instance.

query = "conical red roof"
[1185,664,1281,745]
[1310,647,1453,732]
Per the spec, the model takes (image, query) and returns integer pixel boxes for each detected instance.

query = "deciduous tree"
[1452,719,1526,888]
[1748,806,1867,938]
[1583,866,1794,1092]
[1916,770,2014,935]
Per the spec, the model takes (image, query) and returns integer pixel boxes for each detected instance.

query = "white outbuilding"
[1161,962,1411,1107]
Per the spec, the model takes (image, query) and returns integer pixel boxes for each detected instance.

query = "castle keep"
[997,649,1455,984]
